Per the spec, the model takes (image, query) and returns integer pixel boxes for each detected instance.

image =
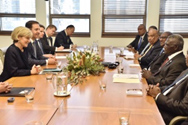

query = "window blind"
[103,0,147,35]
[159,0,188,34]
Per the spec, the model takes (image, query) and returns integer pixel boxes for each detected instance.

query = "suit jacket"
[139,39,162,69]
[156,69,188,124]
[147,52,187,86]
[27,41,47,67]
[54,30,73,49]
[40,33,55,54]
[147,52,168,74]
[0,44,31,81]
[129,33,148,54]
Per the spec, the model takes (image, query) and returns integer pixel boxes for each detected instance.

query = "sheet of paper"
[129,64,140,67]
[113,74,140,83]
[56,49,72,53]
[56,56,66,59]
[124,55,134,59]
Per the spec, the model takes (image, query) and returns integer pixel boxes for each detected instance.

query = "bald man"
[144,32,172,74]
[136,29,163,69]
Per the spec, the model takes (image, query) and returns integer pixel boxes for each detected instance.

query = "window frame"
[0,13,35,35]
[49,0,91,37]
[102,0,147,38]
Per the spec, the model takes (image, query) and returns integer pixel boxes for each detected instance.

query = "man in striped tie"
[147,49,188,125]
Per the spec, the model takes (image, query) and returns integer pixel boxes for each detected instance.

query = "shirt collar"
[45,32,49,38]
[64,30,68,36]
[168,50,183,60]
[30,39,34,44]
[140,33,146,39]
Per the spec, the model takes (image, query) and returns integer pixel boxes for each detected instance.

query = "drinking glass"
[25,89,35,103]
[118,110,130,125]
[109,46,113,53]
[45,72,53,80]
[99,79,107,90]
[56,60,62,69]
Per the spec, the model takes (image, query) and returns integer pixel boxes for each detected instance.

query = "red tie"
[160,58,169,68]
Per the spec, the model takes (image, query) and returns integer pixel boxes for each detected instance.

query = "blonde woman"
[0,26,40,81]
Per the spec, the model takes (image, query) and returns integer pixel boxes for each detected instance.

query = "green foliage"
[63,51,105,85]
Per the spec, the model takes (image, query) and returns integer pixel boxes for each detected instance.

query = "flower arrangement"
[63,51,105,85]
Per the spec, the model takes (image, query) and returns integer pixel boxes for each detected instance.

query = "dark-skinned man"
[127,24,148,54]
[134,28,162,69]
[143,34,187,87]
[142,32,172,74]
[147,41,188,124]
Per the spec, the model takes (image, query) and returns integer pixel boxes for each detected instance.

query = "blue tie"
[162,73,188,93]
[159,49,164,56]
[137,37,142,50]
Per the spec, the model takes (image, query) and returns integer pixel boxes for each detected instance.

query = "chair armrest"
[169,116,188,125]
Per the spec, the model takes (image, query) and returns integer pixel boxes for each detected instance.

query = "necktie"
[32,42,37,58]
[162,73,188,94]
[160,57,169,68]
[137,37,142,50]
[159,49,164,56]
[140,43,150,55]
[37,40,44,54]
[47,38,51,46]
[141,45,153,57]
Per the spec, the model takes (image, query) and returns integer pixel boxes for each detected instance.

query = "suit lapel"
[28,43,36,58]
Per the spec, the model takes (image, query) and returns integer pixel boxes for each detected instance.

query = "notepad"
[113,74,140,83]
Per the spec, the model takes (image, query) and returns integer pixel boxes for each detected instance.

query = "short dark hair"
[46,24,57,30]
[25,20,39,29]
[66,25,75,29]
[149,25,158,30]
[39,24,45,29]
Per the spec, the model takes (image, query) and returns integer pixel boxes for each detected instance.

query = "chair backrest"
[0,47,8,74]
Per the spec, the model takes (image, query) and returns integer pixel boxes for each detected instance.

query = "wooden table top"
[1,47,165,125]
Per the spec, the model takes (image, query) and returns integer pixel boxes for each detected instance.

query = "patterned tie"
[140,43,150,55]
[137,37,142,50]
[162,73,188,94]
[141,45,153,57]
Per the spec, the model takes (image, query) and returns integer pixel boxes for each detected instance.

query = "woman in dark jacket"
[0,26,40,81]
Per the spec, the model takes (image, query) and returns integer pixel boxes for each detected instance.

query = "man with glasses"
[142,32,172,74]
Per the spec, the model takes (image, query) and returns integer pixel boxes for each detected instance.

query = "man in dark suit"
[135,29,163,69]
[147,47,188,124]
[54,25,77,49]
[142,32,172,74]
[146,32,172,73]
[25,21,56,67]
[143,34,187,86]
[40,25,64,54]
[127,24,148,54]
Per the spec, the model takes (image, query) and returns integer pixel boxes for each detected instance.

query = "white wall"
[0,0,188,54]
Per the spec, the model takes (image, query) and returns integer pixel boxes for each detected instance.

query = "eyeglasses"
[159,36,168,39]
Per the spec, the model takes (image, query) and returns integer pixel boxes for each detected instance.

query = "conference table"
[0,47,165,125]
